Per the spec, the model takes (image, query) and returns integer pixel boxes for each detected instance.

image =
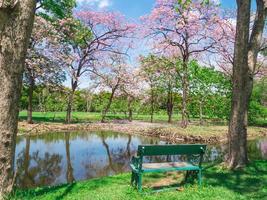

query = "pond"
[15,131,267,189]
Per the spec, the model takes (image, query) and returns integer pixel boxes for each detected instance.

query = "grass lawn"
[19,111,267,127]
[19,111,184,123]
[8,160,267,200]
[19,111,230,124]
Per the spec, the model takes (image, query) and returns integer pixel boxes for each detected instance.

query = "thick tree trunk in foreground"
[27,75,34,124]
[228,0,251,169]
[228,0,266,169]
[0,0,36,197]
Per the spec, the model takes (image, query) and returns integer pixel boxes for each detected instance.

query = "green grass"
[19,111,183,123]
[19,111,228,125]
[8,160,267,200]
[19,111,266,127]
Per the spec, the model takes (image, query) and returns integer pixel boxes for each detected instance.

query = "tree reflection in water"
[14,131,267,189]
[65,132,75,183]
[15,136,62,188]
[259,139,267,158]
[84,134,136,178]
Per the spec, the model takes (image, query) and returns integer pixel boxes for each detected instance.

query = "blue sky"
[77,0,237,20]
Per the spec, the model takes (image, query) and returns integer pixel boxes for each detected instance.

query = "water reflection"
[65,133,74,183]
[16,136,62,187]
[15,132,267,188]
[258,139,267,159]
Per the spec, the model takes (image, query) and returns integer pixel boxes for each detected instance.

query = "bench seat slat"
[142,162,200,172]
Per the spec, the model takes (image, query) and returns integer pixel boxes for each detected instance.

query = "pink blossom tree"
[141,0,224,128]
[25,16,65,124]
[211,14,267,78]
[89,54,132,122]
[119,68,143,122]
[53,11,135,123]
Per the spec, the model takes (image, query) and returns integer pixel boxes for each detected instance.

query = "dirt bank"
[18,120,267,144]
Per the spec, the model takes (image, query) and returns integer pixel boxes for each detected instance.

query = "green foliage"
[37,0,76,20]
[59,17,92,47]
[188,61,231,120]
[248,77,267,125]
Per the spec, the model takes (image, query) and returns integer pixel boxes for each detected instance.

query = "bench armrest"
[131,156,142,171]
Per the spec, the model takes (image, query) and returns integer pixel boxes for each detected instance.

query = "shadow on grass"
[204,160,267,199]
[11,175,128,199]
[141,171,192,193]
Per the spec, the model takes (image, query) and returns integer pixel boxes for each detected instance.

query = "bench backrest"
[137,144,206,157]
[132,144,206,170]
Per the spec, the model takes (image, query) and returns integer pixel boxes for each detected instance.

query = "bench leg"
[131,171,135,186]
[184,170,197,184]
[198,170,202,186]
[137,173,142,192]
[184,171,189,182]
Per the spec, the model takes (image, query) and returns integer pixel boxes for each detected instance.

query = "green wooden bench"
[130,144,207,192]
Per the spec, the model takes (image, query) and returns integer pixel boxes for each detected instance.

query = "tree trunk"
[167,85,173,123]
[66,91,74,124]
[228,0,266,169]
[150,88,154,123]
[27,75,34,124]
[127,97,133,122]
[228,0,251,168]
[101,85,118,123]
[181,60,189,128]
[66,79,78,124]
[0,0,36,196]
[199,98,203,125]
[86,96,91,112]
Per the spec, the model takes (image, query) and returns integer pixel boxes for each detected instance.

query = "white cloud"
[76,0,112,9]
[210,0,220,5]
[98,0,110,8]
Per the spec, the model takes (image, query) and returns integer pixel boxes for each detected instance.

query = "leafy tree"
[36,0,76,19]
[189,61,231,124]
[141,0,224,128]
[249,77,267,124]
[25,16,66,123]
[140,55,181,123]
